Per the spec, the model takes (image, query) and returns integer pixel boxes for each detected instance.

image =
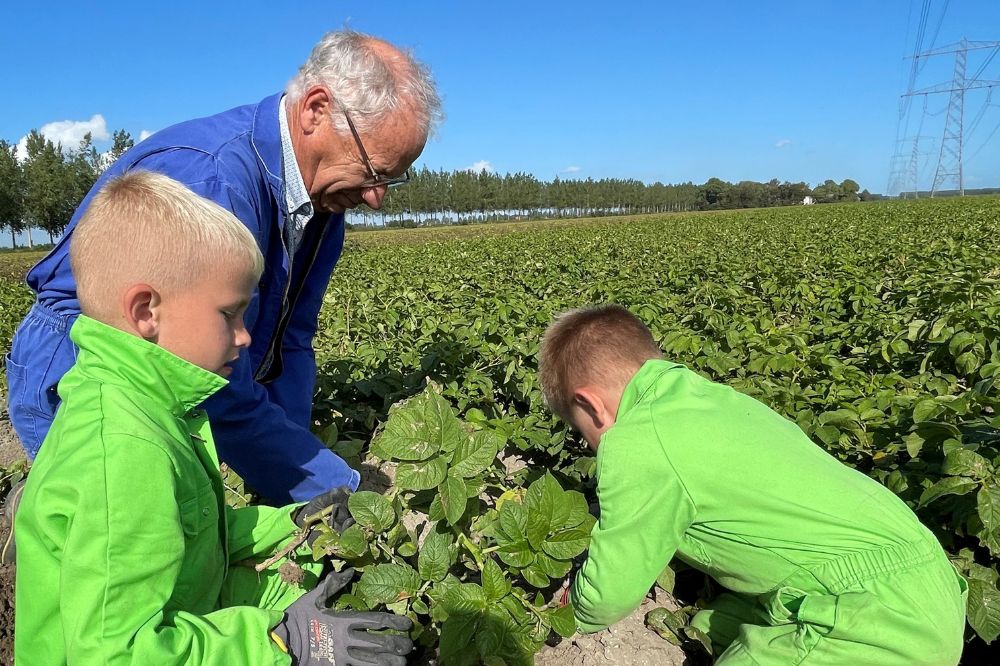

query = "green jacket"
[571,360,936,633]
[15,316,299,664]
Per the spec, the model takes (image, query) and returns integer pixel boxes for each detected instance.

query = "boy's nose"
[235,328,252,348]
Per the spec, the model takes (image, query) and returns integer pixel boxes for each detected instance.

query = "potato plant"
[310,386,590,664]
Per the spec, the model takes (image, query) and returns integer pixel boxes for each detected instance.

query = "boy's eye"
[221,310,236,320]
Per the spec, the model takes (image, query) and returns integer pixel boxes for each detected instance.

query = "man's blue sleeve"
[202,350,359,504]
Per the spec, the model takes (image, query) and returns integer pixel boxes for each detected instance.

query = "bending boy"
[14,172,411,665]
[539,305,967,665]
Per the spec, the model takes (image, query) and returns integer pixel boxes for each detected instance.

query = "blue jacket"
[19,93,359,502]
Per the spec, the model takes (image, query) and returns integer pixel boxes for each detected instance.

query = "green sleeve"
[570,406,697,633]
[58,436,290,665]
[226,503,305,563]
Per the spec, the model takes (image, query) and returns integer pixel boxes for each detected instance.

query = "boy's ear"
[122,283,161,340]
[573,387,609,429]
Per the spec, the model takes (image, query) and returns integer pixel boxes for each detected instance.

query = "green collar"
[67,315,228,416]
[615,359,682,420]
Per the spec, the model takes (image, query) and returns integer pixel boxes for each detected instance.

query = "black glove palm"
[273,568,413,666]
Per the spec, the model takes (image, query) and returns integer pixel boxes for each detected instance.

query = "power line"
[900,38,1000,196]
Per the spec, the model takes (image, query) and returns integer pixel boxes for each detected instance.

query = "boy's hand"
[272,568,413,665]
[295,487,354,546]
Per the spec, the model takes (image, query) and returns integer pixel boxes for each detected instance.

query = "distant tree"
[698,177,731,209]
[839,179,860,201]
[23,131,77,243]
[107,129,134,166]
[0,140,26,247]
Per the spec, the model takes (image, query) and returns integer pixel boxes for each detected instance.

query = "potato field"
[2,197,999,663]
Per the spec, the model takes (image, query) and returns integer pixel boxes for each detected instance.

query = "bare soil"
[0,549,12,665]
[534,597,688,666]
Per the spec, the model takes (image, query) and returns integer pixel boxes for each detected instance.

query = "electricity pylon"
[903,39,1000,196]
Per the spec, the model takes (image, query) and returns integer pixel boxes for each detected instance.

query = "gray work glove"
[294,487,355,546]
[272,568,413,666]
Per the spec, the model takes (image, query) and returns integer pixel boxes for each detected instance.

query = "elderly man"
[6,29,442,503]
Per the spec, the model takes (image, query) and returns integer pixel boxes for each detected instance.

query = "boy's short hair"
[539,305,662,421]
[70,171,264,320]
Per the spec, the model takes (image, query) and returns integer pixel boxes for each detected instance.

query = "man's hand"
[272,568,413,666]
[295,487,354,546]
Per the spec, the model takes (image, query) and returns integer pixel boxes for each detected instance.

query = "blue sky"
[2,1,999,202]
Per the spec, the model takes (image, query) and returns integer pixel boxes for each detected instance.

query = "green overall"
[570,360,967,665]
[15,316,321,665]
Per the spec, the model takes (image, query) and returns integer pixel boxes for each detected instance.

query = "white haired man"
[7,29,443,504]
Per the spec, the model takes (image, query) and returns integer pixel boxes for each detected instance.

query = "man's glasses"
[340,107,411,189]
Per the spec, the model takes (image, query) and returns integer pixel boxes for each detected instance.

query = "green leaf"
[967,578,1000,644]
[497,501,528,543]
[439,612,480,666]
[563,490,590,528]
[418,525,453,582]
[371,389,465,461]
[315,523,368,559]
[482,558,512,601]
[645,607,683,645]
[912,398,942,423]
[443,582,488,614]
[818,408,859,427]
[814,425,840,445]
[903,432,925,458]
[656,564,676,593]
[348,491,397,533]
[497,541,535,568]
[397,455,449,491]
[957,351,982,376]
[536,552,573,578]
[918,476,979,507]
[977,484,1000,547]
[439,471,469,526]
[451,430,501,478]
[544,604,577,638]
[540,529,591,560]
[357,563,421,605]
[521,563,549,588]
[942,449,993,478]
[524,475,556,549]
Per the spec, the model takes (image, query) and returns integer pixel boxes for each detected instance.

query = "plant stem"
[254,505,334,572]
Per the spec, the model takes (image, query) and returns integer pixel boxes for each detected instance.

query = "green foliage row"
[309,197,1000,653]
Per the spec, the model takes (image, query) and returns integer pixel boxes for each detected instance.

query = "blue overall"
[5,93,360,503]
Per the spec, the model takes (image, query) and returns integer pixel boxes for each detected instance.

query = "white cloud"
[17,113,111,160]
[16,114,111,159]
[465,160,493,173]
[775,139,792,148]
[139,129,154,142]
[560,165,581,173]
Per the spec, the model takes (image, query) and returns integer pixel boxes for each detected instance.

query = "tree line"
[0,130,134,248]
[0,127,874,241]
[365,169,876,228]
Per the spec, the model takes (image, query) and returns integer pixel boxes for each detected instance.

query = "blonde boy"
[14,172,411,665]
[539,304,967,665]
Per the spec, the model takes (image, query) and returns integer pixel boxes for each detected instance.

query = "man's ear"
[122,283,161,340]
[298,85,333,134]
[573,386,609,430]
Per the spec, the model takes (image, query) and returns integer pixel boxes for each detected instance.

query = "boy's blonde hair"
[539,305,662,421]
[70,171,264,320]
